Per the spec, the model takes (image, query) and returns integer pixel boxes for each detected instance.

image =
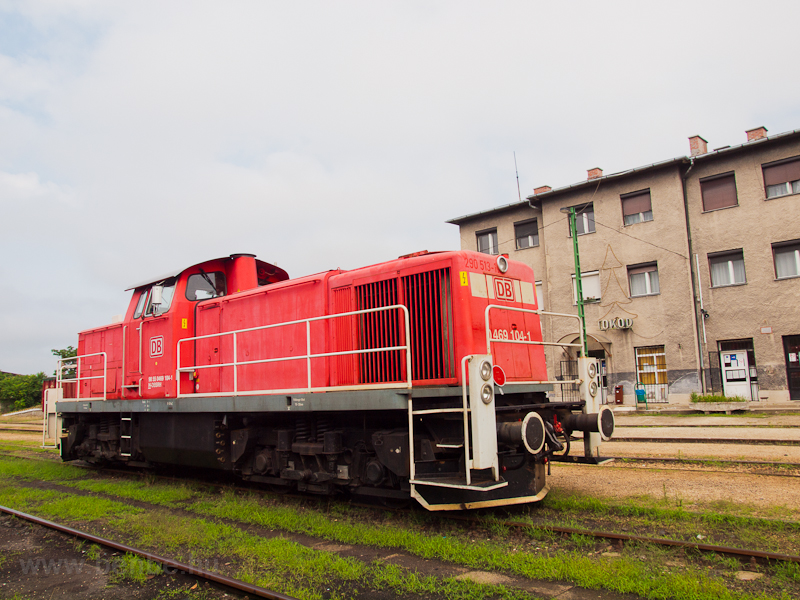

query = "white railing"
[484,305,584,386]
[57,352,108,400]
[176,304,412,398]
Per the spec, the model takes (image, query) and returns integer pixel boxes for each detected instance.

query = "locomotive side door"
[125,289,148,397]
[139,278,178,398]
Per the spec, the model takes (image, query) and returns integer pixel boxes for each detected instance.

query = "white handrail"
[57,352,108,400]
[484,305,584,386]
[176,304,411,398]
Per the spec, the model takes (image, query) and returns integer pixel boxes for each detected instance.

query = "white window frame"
[514,219,539,250]
[709,251,746,287]
[535,281,544,310]
[628,264,660,297]
[571,271,601,305]
[774,243,800,279]
[476,229,498,255]
[567,204,595,236]
[621,190,654,226]
[767,180,800,199]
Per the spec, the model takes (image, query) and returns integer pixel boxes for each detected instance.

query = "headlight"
[481,383,493,405]
[587,362,597,379]
[496,255,509,273]
[589,381,598,397]
[479,360,492,381]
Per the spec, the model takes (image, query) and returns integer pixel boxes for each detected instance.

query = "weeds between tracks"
[1,442,799,600]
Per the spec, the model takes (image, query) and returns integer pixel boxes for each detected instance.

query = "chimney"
[746,126,768,142]
[689,135,708,156]
[587,168,603,180]
[533,185,552,195]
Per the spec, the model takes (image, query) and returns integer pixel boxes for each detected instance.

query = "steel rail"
[610,456,800,469]
[610,436,800,446]
[496,519,800,564]
[441,512,800,564]
[0,505,299,600]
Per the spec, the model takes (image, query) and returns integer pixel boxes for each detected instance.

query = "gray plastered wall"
[450,128,800,405]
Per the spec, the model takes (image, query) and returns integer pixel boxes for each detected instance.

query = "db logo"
[494,277,515,301]
[149,336,164,358]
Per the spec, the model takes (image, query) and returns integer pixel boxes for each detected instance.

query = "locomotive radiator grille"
[332,287,356,386]
[355,278,403,384]
[348,267,455,385]
[402,268,455,382]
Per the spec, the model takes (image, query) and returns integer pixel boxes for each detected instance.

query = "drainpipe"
[681,157,707,393]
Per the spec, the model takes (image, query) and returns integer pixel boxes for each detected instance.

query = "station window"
[635,345,668,403]
[762,157,800,199]
[514,219,539,249]
[621,189,653,225]
[773,240,800,279]
[567,203,595,236]
[477,229,498,255]
[571,271,601,305]
[628,263,660,297]
[700,172,738,211]
[535,281,544,310]
[709,250,746,287]
[186,272,227,301]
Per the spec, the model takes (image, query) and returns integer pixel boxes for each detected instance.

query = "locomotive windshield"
[186,271,226,300]
[144,277,177,317]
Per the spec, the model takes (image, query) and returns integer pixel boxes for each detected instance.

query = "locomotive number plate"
[492,329,532,341]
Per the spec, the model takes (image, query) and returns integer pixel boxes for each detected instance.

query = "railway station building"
[448,127,800,406]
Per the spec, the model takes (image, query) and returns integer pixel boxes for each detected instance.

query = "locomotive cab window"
[145,277,177,317]
[133,289,149,319]
[186,272,226,301]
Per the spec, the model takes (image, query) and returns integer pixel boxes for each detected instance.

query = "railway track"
[446,514,800,565]
[0,504,298,600]
[3,448,798,568]
[610,436,800,446]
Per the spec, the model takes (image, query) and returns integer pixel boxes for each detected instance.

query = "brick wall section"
[746,127,768,141]
[689,135,708,156]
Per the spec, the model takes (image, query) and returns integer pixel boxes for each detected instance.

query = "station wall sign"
[598,318,633,331]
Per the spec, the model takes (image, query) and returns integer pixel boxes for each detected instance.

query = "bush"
[0,372,46,411]
[689,392,747,403]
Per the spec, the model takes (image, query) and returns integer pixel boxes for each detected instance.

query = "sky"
[2,1,799,375]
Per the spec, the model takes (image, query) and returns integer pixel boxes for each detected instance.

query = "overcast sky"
[2,1,799,375]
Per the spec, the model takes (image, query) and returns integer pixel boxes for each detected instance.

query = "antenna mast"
[514,152,522,202]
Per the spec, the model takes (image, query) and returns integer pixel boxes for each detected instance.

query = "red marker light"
[492,365,506,386]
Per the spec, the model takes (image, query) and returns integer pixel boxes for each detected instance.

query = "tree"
[0,372,46,411]
[52,346,77,380]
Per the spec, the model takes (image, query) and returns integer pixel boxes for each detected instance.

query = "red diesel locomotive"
[47,251,614,510]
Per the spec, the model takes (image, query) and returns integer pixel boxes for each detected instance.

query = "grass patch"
[540,487,800,532]
[109,553,163,585]
[0,480,140,522]
[0,455,87,482]
[187,491,785,600]
[34,494,142,522]
[115,509,526,600]
[70,478,197,506]
[690,392,747,403]
[0,484,62,510]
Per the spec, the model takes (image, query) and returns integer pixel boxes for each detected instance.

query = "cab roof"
[125,254,284,290]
